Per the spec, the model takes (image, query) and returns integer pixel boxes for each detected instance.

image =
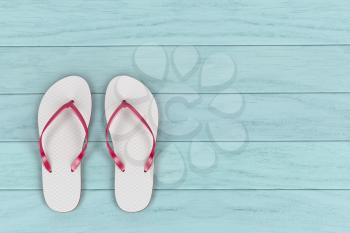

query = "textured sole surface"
[38,76,91,212]
[105,75,158,212]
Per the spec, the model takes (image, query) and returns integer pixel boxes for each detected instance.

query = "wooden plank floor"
[1,1,350,45]
[0,1,350,232]
[2,190,350,233]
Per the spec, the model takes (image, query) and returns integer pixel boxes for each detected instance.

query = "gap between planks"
[3,92,350,95]
[2,44,350,47]
[2,189,350,191]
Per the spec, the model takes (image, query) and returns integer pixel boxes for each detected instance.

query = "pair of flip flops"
[38,75,158,212]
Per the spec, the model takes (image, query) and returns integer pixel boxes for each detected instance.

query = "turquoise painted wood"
[1,1,350,46]
[1,142,350,190]
[1,0,350,232]
[0,190,349,233]
[1,94,350,141]
[1,46,350,94]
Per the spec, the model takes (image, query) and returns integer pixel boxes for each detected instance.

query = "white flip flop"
[105,75,159,212]
[38,76,92,212]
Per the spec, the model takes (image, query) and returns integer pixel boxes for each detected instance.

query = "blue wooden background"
[1,1,350,232]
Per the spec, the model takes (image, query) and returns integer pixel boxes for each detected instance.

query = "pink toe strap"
[38,100,89,173]
[105,100,156,172]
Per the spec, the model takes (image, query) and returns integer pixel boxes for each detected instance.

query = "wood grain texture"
[1,142,350,190]
[1,1,350,46]
[2,93,350,141]
[0,190,349,233]
[1,46,350,94]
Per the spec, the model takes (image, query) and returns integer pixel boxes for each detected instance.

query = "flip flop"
[105,75,158,212]
[38,76,92,212]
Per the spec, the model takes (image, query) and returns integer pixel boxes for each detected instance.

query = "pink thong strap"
[105,100,156,172]
[39,100,89,173]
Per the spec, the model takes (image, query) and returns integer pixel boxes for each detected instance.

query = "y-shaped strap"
[39,100,89,173]
[106,100,156,172]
